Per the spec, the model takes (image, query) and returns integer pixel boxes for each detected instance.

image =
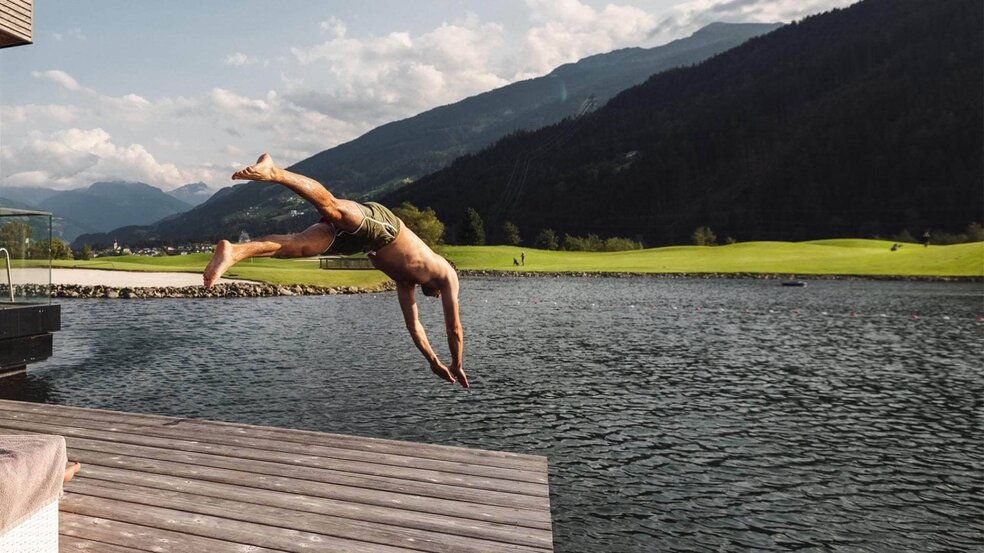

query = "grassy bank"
[48,254,392,288]
[39,239,983,286]
[440,240,984,277]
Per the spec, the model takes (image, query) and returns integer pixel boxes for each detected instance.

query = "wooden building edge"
[0,0,33,48]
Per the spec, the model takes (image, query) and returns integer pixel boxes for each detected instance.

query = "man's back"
[370,224,452,291]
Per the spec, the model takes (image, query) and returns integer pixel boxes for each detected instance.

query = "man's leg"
[203,222,335,287]
[232,154,365,232]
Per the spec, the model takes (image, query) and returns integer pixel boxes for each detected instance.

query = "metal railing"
[0,248,12,302]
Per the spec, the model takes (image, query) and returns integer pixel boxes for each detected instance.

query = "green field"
[41,239,983,286]
[440,240,983,277]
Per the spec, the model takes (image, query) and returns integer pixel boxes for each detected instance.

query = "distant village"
[91,240,214,258]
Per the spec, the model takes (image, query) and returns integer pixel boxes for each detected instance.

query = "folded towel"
[0,435,67,536]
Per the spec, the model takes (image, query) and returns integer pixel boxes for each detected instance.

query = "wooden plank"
[11,0,32,13]
[68,478,550,553]
[0,400,545,471]
[0,436,552,530]
[0,408,545,484]
[0,333,52,370]
[59,512,286,553]
[61,494,419,553]
[0,6,31,33]
[76,464,553,550]
[51,433,549,511]
[0,6,31,27]
[60,534,157,553]
[0,304,59,340]
[0,21,30,41]
[0,413,548,494]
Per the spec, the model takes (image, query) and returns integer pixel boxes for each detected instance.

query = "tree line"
[392,202,643,251]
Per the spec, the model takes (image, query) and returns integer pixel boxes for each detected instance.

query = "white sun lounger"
[0,435,66,553]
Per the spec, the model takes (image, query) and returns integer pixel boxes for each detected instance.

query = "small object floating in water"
[781,281,807,287]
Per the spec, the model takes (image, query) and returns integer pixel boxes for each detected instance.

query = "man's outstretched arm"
[440,274,468,388]
[397,282,461,385]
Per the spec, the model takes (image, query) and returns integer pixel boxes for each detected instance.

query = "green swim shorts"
[323,202,403,256]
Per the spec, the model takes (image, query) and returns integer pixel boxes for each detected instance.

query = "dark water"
[3,277,983,552]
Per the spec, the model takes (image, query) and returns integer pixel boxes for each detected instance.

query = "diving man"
[203,154,468,388]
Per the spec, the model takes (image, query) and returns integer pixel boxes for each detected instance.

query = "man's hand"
[430,359,469,388]
[449,362,469,389]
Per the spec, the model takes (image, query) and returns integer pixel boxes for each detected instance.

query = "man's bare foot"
[203,240,238,288]
[232,153,277,181]
[64,461,80,484]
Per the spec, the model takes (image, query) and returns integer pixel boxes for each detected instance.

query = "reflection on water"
[2,278,982,552]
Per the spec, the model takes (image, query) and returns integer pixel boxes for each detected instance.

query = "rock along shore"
[3,281,396,300]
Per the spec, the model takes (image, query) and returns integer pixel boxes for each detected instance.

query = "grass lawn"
[36,239,982,285]
[439,239,984,277]
[47,254,392,288]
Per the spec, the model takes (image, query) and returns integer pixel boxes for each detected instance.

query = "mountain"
[0,195,98,243]
[292,21,782,199]
[385,0,982,245]
[0,197,40,211]
[75,22,780,247]
[0,186,60,206]
[40,182,192,240]
[168,182,217,206]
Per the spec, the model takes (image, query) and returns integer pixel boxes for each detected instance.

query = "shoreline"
[457,269,983,282]
[6,281,396,300]
[1,269,977,300]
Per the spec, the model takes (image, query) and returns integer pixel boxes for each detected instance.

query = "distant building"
[0,0,32,49]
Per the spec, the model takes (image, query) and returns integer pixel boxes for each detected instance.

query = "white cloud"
[155,137,183,149]
[288,17,509,127]
[521,0,659,77]
[1,104,78,125]
[650,0,856,42]
[224,52,259,66]
[32,70,84,92]
[319,17,346,38]
[50,28,86,41]
[1,128,215,190]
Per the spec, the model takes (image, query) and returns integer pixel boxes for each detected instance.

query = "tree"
[602,237,643,251]
[80,245,94,261]
[392,202,445,247]
[0,221,32,259]
[501,221,521,246]
[692,226,717,246]
[894,229,917,243]
[30,239,74,260]
[534,228,559,250]
[458,207,485,245]
[966,222,984,242]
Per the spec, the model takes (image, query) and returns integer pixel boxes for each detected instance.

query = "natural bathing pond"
[2,277,982,552]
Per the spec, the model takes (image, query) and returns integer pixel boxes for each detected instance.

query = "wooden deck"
[0,400,553,552]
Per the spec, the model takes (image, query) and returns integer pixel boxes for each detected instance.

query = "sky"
[0,0,855,192]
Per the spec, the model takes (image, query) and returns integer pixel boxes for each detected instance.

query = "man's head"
[421,285,441,298]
